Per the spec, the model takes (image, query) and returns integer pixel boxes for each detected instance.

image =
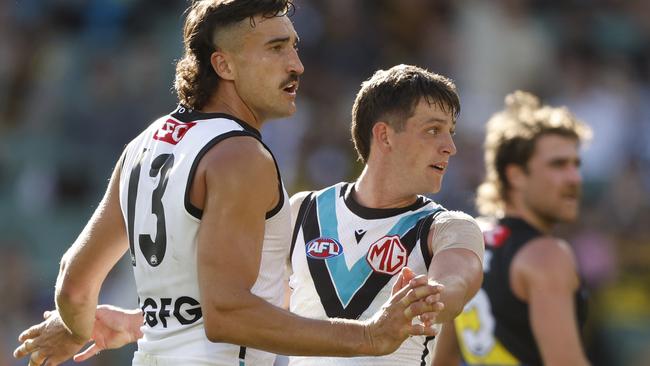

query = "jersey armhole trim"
[421,209,446,269]
[184,130,261,219]
[289,192,314,258]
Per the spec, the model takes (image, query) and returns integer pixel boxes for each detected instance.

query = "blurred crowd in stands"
[1,0,649,365]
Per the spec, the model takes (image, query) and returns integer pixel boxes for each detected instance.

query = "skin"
[14,15,442,366]
[291,98,483,329]
[355,98,483,324]
[354,99,457,208]
[432,134,590,366]
[207,15,303,126]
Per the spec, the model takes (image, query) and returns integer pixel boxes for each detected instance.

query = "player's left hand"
[13,310,87,366]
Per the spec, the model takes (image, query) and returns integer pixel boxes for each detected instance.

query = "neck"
[200,82,264,130]
[504,202,553,233]
[354,165,418,209]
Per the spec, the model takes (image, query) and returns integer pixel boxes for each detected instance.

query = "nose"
[288,48,304,75]
[567,164,582,185]
[441,133,457,156]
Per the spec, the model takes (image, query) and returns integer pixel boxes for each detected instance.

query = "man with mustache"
[432,91,592,366]
[12,1,441,365]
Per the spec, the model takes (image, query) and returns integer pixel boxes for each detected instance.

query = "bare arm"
[197,137,439,356]
[427,248,482,323]
[55,153,130,341]
[14,154,131,365]
[427,213,484,323]
[511,237,590,366]
[431,321,462,366]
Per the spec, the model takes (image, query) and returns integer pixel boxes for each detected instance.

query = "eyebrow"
[423,117,456,127]
[265,35,300,46]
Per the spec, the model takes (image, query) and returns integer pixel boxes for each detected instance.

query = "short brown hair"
[476,90,592,216]
[174,0,294,110]
[351,64,460,163]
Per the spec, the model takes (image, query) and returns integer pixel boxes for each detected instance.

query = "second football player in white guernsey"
[288,65,484,366]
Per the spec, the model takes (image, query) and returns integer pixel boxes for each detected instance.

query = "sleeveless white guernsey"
[288,183,444,366]
[119,106,290,366]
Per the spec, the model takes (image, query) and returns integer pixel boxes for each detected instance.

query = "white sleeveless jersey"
[288,182,446,366]
[118,105,291,366]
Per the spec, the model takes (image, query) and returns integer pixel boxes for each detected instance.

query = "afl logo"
[305,238,343,259]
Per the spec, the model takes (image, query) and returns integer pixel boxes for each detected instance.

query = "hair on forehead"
[351,64,460,163]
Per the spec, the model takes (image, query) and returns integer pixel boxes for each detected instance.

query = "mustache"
[279,73,300,88]
[561,184,581,198]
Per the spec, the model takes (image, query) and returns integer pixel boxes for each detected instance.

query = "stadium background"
[1,0,649,365]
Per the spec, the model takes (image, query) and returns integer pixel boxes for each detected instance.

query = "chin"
[557,210,578,223]
[423,183,441,195]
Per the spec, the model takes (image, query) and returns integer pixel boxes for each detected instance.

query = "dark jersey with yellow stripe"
[454,217,588,366]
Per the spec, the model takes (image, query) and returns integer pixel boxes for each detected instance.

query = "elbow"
[55,256,93,308]
[56,283,93,310]
[437,302,464,324]
[204,322,227,343]
[447,304,464,320]
[203,307,239,344]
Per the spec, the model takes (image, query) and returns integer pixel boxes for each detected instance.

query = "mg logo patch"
[306,238,343,259]
[154,119,196,145]
[366,235,407,275]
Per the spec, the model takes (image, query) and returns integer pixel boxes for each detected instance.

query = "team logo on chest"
[366,235,407,275]
[306,237,343,259]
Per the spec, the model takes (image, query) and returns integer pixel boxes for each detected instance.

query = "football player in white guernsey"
[13,2,444,366]
[287,65,484,365]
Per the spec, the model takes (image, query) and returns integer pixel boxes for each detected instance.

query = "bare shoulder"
[198,135,279,212]
[512,236,579,297]
[515,236,577,274]
[201,135,275,179]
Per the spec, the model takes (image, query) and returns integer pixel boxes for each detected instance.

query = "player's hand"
[73,304,144,362]
[13,310,88,366]
[392,267,443,328]
[364,266,445,355]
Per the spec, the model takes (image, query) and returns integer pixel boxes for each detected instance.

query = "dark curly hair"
[174,0,294,110]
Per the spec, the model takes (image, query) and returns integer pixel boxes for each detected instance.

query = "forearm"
[205,291,370,356]
[428,249,483,323]
[431,321,461,366]
[429,274,470,323]
[55,280,97,342]
[54,255,100,342]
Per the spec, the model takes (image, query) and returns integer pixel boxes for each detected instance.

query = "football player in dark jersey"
[433,90,592,366]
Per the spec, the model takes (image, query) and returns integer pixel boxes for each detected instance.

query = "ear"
[371,121,393,154]
[505,164,527,191]
[210,50,235,81]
